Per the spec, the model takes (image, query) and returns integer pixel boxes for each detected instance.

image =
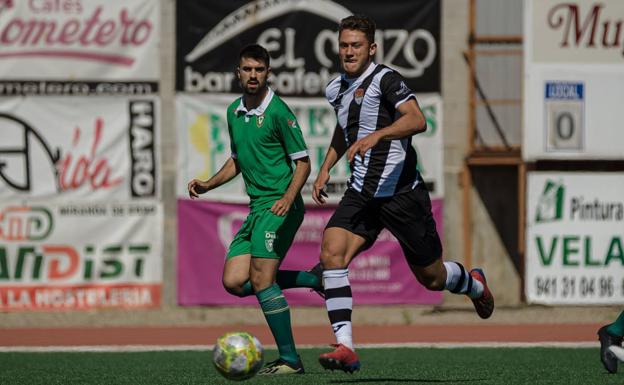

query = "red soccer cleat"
[470,268,494,319]
[319,343,361,373]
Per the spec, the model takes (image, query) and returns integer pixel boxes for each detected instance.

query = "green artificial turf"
[0,347,619,385]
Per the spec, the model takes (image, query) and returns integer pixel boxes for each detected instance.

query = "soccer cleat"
[469,268,494,319]
[308,262,325,298]
[319,343,361,373]
[257,357,305,375]
[609,345,624,363]
[598,325,622,374]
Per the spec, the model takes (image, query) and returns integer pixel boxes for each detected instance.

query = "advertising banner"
[0,96,159,202]
[176,0,440,96]
[0,201,163,311]
[177,199,443,306]
[176,93,443,202]
[530,1,624,64]
[0,0,160,95]
[523,0,624,160]
[526,172,624,304]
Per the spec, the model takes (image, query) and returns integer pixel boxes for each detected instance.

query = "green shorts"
[226,206,304,260]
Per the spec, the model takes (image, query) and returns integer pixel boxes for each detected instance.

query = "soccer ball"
[212,331,264,381]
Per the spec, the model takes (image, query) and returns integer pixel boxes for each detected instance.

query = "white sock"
[323,269,354,350]
[443,261,483,299]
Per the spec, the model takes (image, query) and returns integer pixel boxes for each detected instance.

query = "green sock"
[276,270,321,290]
[607,310,624,337]
[239,270,321,297]
[256,284,299,365]
[240,281,254,297]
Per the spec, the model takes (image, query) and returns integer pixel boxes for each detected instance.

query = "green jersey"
[227,88,308,211]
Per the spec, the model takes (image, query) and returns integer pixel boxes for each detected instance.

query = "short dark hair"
[339,14,376,44]
[239,44,270,67]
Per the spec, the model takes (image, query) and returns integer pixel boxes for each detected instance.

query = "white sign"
[0,96,160,201]
[526,172,624,304]
[530,1,624,64]
[0,0,160,94]
[176,93,444,203]
[0,201,163,310]
[523,0,624,160]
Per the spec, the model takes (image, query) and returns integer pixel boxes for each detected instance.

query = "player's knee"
[319,246,348,269]
[222,277,245,297]
[249,274,273,293]
[418,274,445,291]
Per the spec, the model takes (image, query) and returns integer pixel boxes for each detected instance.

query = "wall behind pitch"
[0,0,532,325]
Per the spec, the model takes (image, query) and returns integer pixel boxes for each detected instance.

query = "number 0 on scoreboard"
[544,81,584,152]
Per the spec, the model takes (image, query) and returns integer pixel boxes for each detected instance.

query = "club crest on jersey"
[287,119,297,128]
[256,114,265,127]
[354,88,365,105]
[265,231,276,252]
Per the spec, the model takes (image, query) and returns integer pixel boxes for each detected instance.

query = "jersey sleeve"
[380,71,416,109]
[226,110,237,159]
[275,107,308,160]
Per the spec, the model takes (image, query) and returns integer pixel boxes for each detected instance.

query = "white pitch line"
[351,341,599,349]
[0,345,214,353]
[0,341,598,353]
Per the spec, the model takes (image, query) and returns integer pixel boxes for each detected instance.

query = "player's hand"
[187,179,209,199]
[271,195,293,216]
[312,170,330,205]
[347,132,381,162]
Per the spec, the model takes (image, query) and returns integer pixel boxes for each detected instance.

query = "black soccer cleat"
[598,325,623,374]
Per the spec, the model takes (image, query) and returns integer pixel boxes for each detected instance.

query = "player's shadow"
[329,378,488,384]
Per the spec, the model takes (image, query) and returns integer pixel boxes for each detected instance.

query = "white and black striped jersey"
[326,63,421,198]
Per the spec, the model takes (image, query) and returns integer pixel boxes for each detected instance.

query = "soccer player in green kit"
[598,311,624,373]
[188,44,320,375]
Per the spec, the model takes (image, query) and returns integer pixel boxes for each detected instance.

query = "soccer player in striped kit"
[311,15,495,373]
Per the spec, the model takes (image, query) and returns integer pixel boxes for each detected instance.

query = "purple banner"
[177,199,444,306]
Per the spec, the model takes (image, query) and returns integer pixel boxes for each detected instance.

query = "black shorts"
[325,184,443,267]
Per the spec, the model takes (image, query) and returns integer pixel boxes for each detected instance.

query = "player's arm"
[272,107,310,215]
[347,99,426,162]
[375,99,427,139]
[187,157,240,199]
[312,124,347,205]
[271,157,311,216]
